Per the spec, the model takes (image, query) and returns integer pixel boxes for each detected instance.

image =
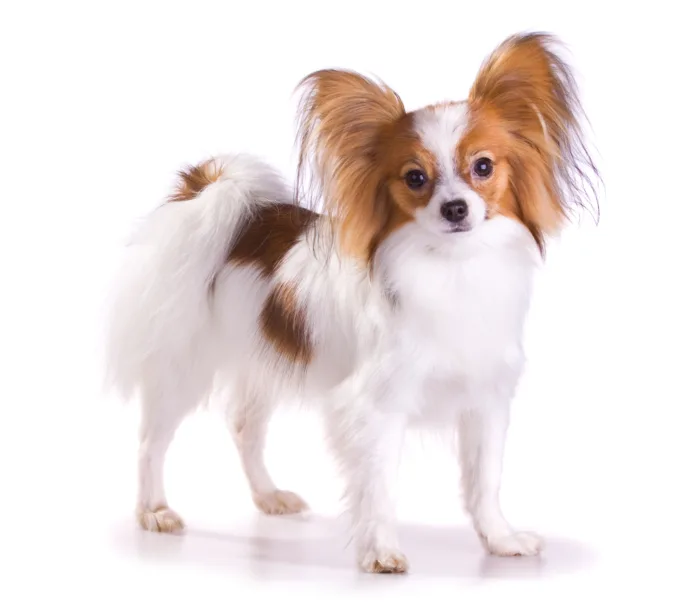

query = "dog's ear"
[295,70,405,260]
[468,32,600,246]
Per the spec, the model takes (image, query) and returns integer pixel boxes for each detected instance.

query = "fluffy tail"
[104,153,290,402]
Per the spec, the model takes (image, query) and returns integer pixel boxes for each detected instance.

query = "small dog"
[105,32,599,573]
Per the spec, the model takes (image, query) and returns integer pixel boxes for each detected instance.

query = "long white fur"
[105,109,545,571]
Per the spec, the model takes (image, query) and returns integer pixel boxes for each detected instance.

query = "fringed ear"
[295,69,405,261]
[468,32,600,249]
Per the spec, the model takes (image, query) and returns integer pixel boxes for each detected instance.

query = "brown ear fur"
[295,70,406,261]
[468,32,599,251]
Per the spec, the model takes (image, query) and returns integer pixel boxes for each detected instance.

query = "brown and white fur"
[105,33,599,573]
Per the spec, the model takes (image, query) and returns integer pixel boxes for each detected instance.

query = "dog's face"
[297,33,599,261]
[381,103,514,239]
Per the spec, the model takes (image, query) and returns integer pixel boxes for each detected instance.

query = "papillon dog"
[105,32,599,573]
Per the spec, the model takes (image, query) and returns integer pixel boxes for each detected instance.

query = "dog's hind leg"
[228,387,308,516]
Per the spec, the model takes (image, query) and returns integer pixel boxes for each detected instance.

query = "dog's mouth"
[446,223,472,234]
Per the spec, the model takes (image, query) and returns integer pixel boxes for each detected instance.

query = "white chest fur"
[374,217,539,421]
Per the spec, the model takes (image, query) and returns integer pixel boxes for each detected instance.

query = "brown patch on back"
[168,158,224,202]
[260,282,313,366]
[228,203,317,365]
[228,203,319,276]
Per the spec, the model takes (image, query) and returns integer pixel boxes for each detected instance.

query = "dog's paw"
[137,506,185,533]
[485,531,544,556]
[359,548,410,574]
[253,489,309,515]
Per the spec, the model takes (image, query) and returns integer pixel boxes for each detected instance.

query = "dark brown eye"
[405,169,427,189]
[473,157,493,178]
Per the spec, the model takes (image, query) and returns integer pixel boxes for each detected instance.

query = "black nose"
[440,199,468,223]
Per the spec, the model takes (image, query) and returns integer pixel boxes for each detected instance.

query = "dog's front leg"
[326,389,409,573]
[458,394,544,556]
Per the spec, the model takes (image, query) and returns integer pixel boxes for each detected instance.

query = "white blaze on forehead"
[412,103,469,182]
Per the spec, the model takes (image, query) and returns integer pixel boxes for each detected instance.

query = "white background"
[2,1,695,609]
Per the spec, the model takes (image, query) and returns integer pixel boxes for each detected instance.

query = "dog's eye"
[404,169,427,189]
[472,157,493,178]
